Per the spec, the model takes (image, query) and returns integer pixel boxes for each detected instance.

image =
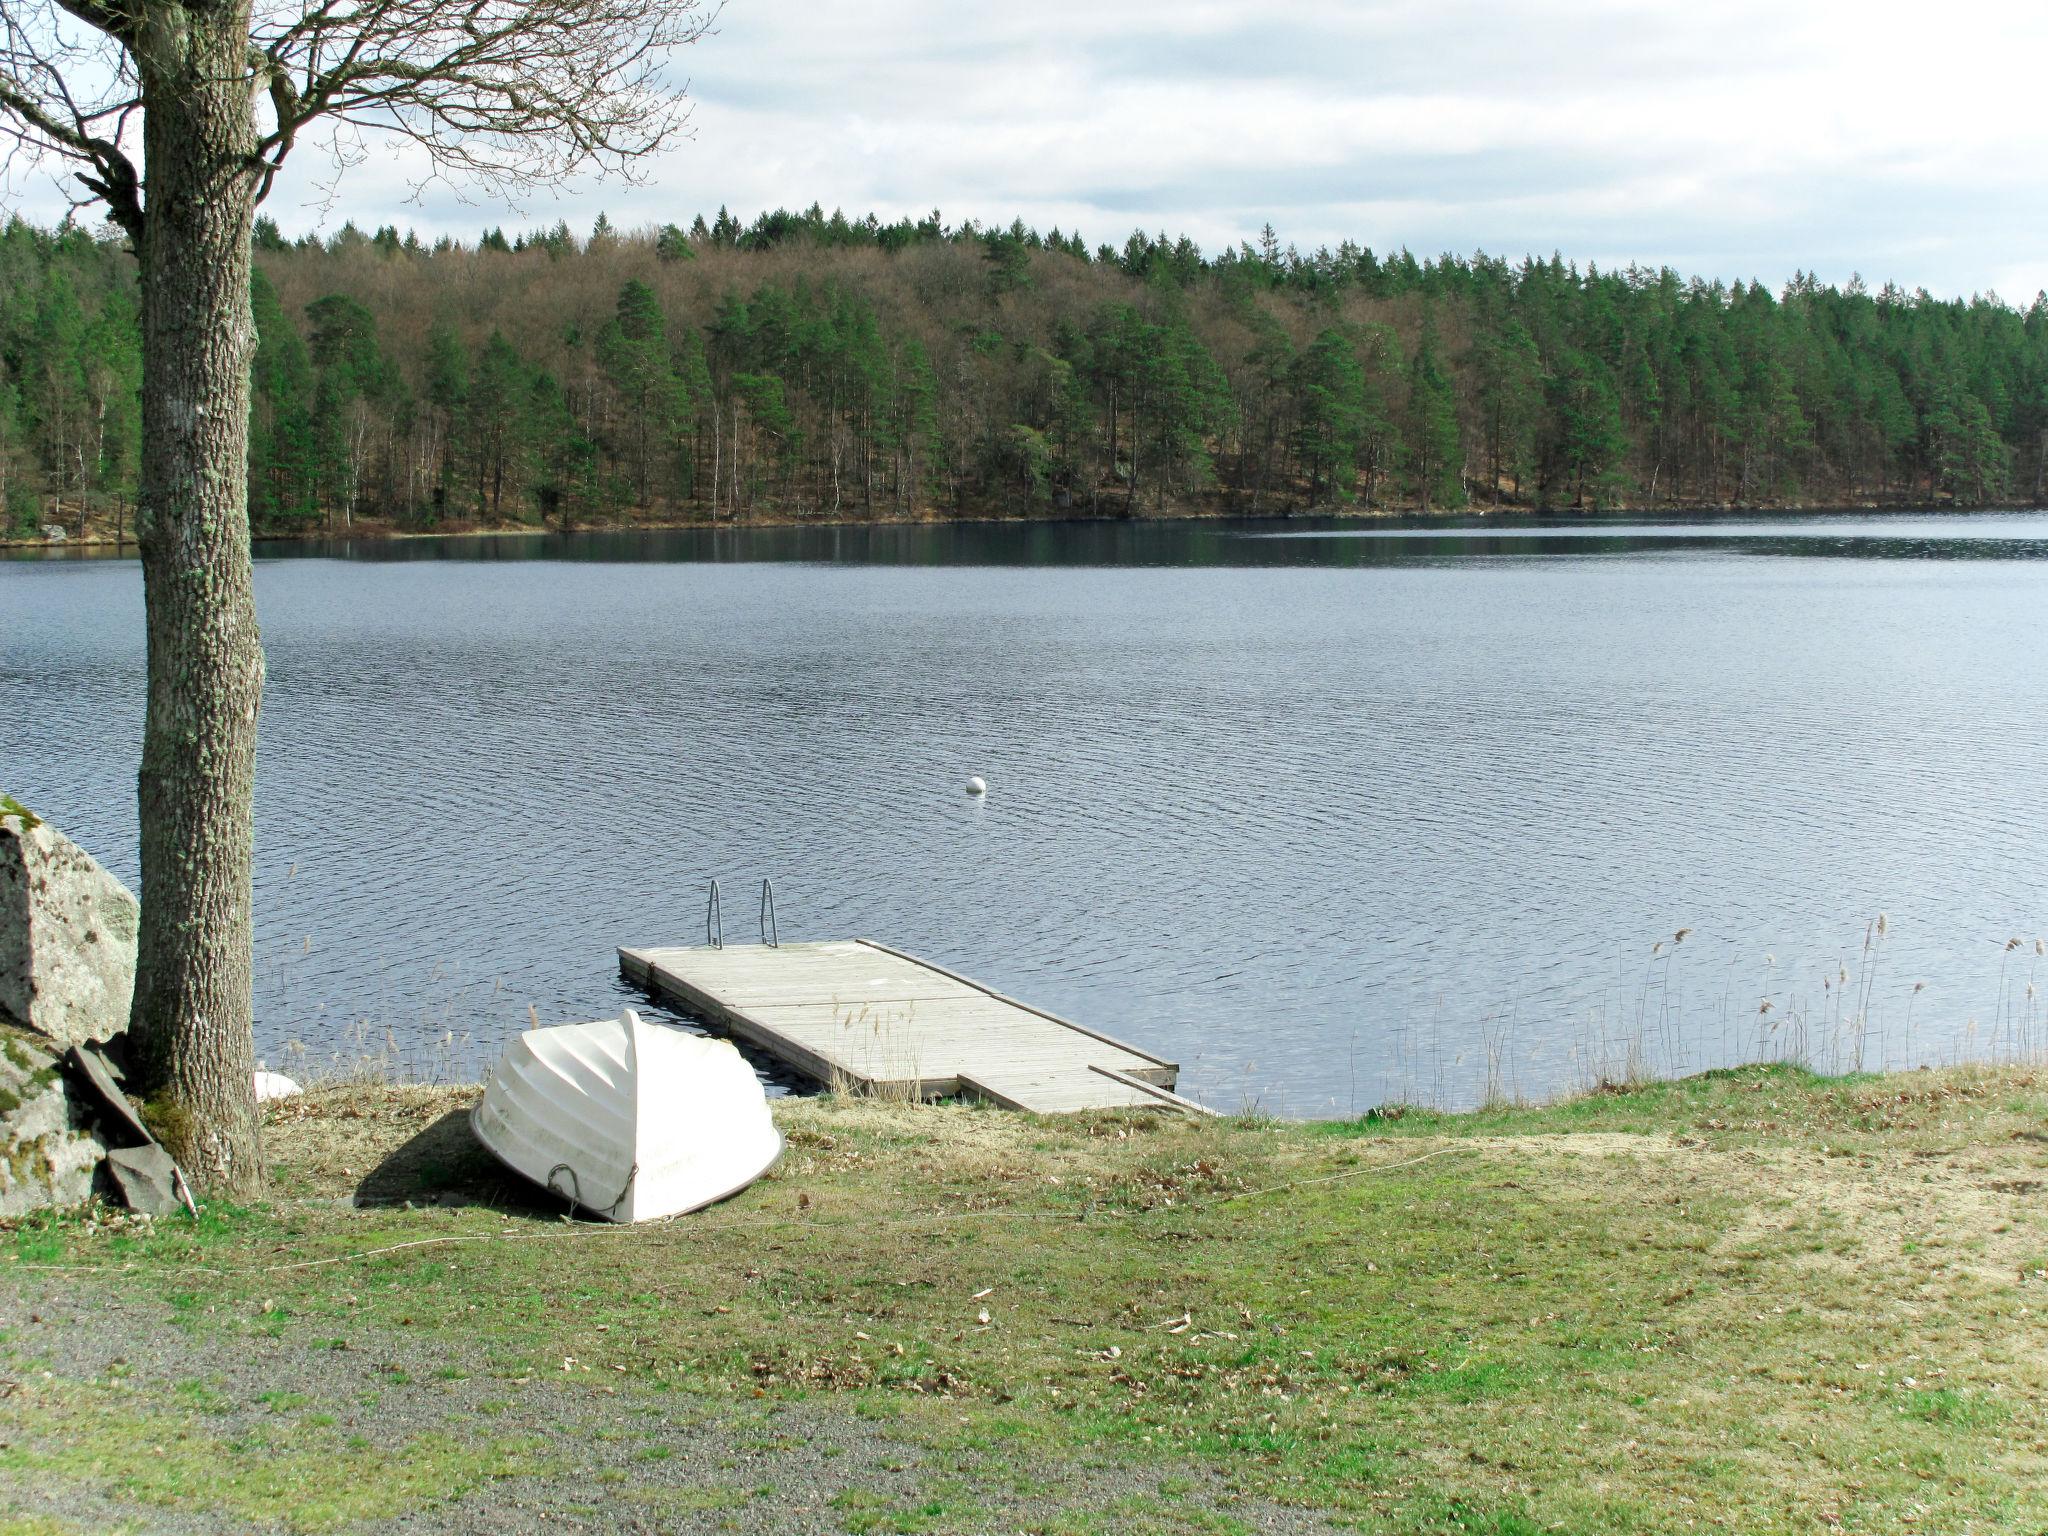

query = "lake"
[6,511,2047,1116]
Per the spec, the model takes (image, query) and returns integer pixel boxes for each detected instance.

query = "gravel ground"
[0,1276,1345,1535]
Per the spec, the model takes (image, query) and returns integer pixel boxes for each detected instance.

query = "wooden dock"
[617,939,1210,1116]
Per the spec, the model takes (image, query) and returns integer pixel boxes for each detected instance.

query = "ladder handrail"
[760,878,779,947]
[705,878,723,949]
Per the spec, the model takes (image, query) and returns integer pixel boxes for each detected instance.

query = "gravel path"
[1,1276,1345,1535]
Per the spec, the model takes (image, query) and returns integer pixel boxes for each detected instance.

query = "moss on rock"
[0,1028,104,1215]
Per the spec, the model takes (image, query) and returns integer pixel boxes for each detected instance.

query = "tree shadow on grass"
[352,1109,564,1216]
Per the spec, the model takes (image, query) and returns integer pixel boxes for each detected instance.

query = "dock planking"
[617,938,1211,1116]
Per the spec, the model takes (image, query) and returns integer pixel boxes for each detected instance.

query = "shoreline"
[265,1050,1983,1123]
[5,496,2032,553]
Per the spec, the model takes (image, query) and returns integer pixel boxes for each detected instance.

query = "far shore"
[3,494,2026,553]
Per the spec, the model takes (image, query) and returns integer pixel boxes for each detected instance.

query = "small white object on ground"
[965,776,986,796]
[253,1069,303,1102]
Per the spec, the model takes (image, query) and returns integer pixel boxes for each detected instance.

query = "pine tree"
[304,294,398,525]
[1289,328,1367,506]
[248,270,316,527]
[656,223,695,264]
[464,332,529,519]
[1546,351,1629,509]
[1472,317,1541,501]
[526,369,594,528]
[0,375,30,535]
[79,287,141,533]
[670,328,714,505]
[422,326,469,520]
[29,269,93,533]
[596,279,678,505]
[1405,327,1465,510]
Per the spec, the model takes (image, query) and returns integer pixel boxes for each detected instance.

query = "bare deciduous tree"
[0,0,716,1195]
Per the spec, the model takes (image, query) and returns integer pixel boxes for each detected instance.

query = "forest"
[2,204,2043,538]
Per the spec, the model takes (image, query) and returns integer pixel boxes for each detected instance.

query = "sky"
[11,0,2048,299]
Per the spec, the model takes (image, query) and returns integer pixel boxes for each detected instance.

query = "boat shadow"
[352,1108,568,1217]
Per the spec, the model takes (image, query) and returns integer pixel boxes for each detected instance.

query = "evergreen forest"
[2,205,2043,538]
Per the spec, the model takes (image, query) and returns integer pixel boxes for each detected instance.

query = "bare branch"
[3,0,715,229]
[248,0,717,202]
[0,0,142,230]
[51,0,132,39]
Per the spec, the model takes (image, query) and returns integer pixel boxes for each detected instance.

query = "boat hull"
[473,1012,780,1222]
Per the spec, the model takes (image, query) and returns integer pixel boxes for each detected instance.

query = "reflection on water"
[5,512,2046,1114]
[17,510,2048,570]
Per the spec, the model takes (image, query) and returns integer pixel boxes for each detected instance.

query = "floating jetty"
[617,938,1210,1115]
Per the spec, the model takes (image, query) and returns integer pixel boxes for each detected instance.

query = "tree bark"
[127,0,267,1198]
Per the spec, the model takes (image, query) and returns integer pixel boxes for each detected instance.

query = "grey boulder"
[0,797,138,1049]
[0,1030,106,1217]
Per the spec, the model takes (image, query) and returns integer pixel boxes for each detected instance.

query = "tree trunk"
[127,0,267,1198]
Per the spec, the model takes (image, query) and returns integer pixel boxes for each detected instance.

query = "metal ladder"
[704,877,778,949]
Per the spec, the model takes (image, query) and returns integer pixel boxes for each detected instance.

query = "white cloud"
[8,0,2046,295]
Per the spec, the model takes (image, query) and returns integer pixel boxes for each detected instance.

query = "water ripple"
[4,518,2047,1114]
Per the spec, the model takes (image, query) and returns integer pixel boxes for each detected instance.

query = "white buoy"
[965,776,986,797]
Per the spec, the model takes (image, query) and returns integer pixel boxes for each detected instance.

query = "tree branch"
[6,0,715,234]
[51,0,133,39]
[249,0,718,200]
[2,0,144,228]
[0,67,142,232]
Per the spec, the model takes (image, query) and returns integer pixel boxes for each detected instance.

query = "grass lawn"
[4,1063,2047,1533]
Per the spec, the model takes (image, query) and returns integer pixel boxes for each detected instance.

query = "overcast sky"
[15,0,2048,298]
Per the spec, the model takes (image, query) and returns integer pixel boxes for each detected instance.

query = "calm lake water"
[7,512,2048,1115]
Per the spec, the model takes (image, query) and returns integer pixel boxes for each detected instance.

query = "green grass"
[4,1064,2047,1533]
[0,1381,549,1530]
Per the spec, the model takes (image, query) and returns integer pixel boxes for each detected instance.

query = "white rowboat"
[472,1009,780,1222]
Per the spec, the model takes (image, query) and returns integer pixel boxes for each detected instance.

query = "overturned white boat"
[472,1009,780,1222]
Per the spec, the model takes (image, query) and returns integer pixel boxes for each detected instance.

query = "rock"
[0,1029,106,1217]
[104,1144,188,1218]
[64,1044,151,1146]
[41,525,66,543]
[0,797,138,1050]
[254,1069,303,1103]
[63,1045,199,1216]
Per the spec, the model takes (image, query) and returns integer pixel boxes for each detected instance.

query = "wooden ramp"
[617,939,1210,1116]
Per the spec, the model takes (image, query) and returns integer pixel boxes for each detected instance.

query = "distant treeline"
[2,205,2044,536]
